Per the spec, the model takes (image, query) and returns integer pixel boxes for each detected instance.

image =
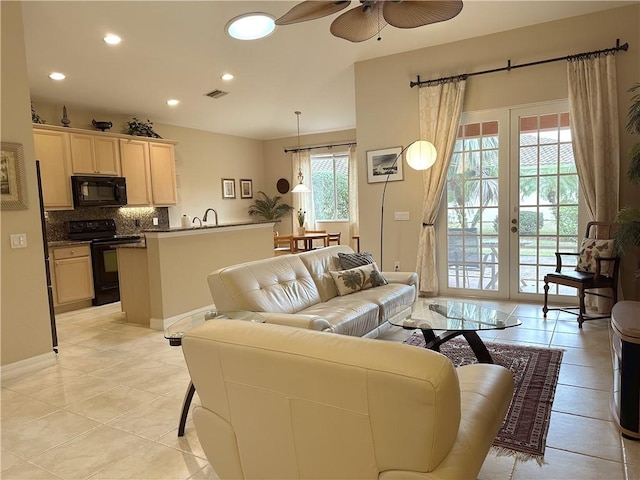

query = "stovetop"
[67,219,141,242]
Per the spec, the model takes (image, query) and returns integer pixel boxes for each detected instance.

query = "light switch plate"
[394,211,410,221]
[10,233,27,248]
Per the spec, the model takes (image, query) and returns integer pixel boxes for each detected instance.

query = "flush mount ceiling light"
[166,99,180,106]
[49,72,66,80]
[221,73,234,81]
[103,33,121,45]
[276,0,463,42]
[226,13,275,40]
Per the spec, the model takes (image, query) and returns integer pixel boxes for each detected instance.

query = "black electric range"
[67,219,142,306]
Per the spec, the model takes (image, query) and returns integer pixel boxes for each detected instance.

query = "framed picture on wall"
[221,178,236,199]
[240,179,253,199]
[366,146,403,183]
[1,142,28,210]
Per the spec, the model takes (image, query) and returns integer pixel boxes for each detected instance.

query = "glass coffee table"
[389,299,521,364]
[165,310,266,436]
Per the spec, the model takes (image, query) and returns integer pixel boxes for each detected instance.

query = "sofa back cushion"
[183,321,461,478]
[208,255,321,313]
[298,245,356,302]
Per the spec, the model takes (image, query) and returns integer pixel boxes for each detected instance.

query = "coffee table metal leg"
[461,331,494,364]
[178,381,196,437]
[420,329,494,364]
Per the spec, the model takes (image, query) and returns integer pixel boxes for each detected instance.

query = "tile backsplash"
[46,207,170,241]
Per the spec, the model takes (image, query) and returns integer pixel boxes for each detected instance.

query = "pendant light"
[291,111,310,193]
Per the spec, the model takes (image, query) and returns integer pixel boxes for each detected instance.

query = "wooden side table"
[611,300,640,440]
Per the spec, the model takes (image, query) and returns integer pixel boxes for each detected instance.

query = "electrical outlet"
[153,217,159,226]
[134,218,141,227]
[394,261,400,271]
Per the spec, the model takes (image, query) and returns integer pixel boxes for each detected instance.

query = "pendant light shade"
[292,111,310,193]
[405,140,437,170]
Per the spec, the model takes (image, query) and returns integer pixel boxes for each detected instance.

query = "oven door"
[91,242,121,305]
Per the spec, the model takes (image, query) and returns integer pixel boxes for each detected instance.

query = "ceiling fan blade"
[330,2,388,42]
[383,0,463,28]
[275,1,351,26]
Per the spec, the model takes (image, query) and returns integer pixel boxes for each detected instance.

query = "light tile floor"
[1,299,638,479]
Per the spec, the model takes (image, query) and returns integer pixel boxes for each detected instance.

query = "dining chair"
[300,229,328,250]
[327,232,341,245]
[542,221,620,328]
[273,233,293,256]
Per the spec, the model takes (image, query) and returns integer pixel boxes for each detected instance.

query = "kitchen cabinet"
[51,245,94,305]
[33,128,73,210]
[120,139,177,206]
[70,133,121,175]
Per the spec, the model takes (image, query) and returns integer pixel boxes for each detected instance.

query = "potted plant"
[615,83,640,284]
[296,209,306,236]
[248,191,293,226]
[126,117,162,138]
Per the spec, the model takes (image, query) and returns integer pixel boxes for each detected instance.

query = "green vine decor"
[126,117,162,138]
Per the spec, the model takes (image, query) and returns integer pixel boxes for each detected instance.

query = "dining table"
[291,232,328,252]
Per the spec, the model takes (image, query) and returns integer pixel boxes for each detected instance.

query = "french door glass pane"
[446,122,500,291]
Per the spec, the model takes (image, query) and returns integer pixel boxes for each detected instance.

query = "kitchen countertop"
[142,220,273,234]
[48,240,92,248]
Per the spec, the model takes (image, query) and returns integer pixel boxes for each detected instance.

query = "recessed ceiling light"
[103,34,121,45]
[166,99,180,106]
[49,72,66,80]
[221,73,234,81]
[226,13,275,40]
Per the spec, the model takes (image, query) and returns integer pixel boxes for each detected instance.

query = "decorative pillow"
[576,238,615,274]
[330,263,388,296]
[337,251,375,270]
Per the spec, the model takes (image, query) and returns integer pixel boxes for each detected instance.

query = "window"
[310,152,349,221]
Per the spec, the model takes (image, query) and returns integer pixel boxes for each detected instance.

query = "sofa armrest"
[383,271,418,287]
[259,313,331,331]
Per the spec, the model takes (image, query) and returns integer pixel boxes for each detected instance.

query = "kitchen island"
[117,221,274,329]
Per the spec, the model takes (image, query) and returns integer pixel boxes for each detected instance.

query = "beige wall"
[355,4,640,299]
[1,2,54,365]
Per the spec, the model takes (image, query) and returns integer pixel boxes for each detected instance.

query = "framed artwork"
[240,179,253,199]
[1,142,28,210]
[221,178,236,199]
[366,146,403,183]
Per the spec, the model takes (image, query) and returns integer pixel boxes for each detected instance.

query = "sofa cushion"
[300,296,380,336]
[337,251,375,270]
[330,263,388,296]
[298,245,355,302]
[354,283,416,322]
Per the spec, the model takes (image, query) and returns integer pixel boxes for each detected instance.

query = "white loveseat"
[207,245,418,338]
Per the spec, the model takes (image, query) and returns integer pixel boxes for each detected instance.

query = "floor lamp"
[380,140,437,268]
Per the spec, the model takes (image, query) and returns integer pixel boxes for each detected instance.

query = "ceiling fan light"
[406,140,437,170]
[226,13,275,40]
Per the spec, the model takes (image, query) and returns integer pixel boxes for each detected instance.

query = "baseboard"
[1,351,57,382]
[149,304,216,331]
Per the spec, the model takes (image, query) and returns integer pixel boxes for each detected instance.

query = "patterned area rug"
[403,332,563,463]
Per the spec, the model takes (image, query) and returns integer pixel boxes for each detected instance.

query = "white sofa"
[207,245,418,338]
[182,320,515,479]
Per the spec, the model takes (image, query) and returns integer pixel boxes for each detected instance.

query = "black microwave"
[71,176,127,207]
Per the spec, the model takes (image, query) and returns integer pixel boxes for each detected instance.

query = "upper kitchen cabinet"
[70,133,121,175]
[33,127,73,210]
[120,138,177,207]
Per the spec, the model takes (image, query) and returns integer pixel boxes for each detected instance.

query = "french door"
[437,101,584,301]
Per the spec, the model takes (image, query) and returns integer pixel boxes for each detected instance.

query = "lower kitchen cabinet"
[51,245,94,305]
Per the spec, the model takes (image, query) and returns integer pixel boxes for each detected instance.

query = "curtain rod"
[283,141,356,153]
[410,38,628,88]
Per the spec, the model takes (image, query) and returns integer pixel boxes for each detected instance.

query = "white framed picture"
[366,146,403,183]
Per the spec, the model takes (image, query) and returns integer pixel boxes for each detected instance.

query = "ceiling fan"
[275,1,464,43]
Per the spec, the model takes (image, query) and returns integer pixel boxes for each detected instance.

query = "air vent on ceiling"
[205,89,229,99]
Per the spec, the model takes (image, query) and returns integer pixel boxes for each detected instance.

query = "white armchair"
[182,320,513,479]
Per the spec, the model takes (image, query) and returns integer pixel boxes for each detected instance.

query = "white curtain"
[415,79,467,295]
[291,150,315,229]
[567,54,620,223]
[348,145,359,250]
[567,53,620,311]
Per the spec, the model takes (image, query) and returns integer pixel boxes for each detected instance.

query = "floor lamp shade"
[406,140,437,170]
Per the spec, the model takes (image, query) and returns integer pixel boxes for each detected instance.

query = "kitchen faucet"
[203,208,219,226]
[192,216,202,228]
